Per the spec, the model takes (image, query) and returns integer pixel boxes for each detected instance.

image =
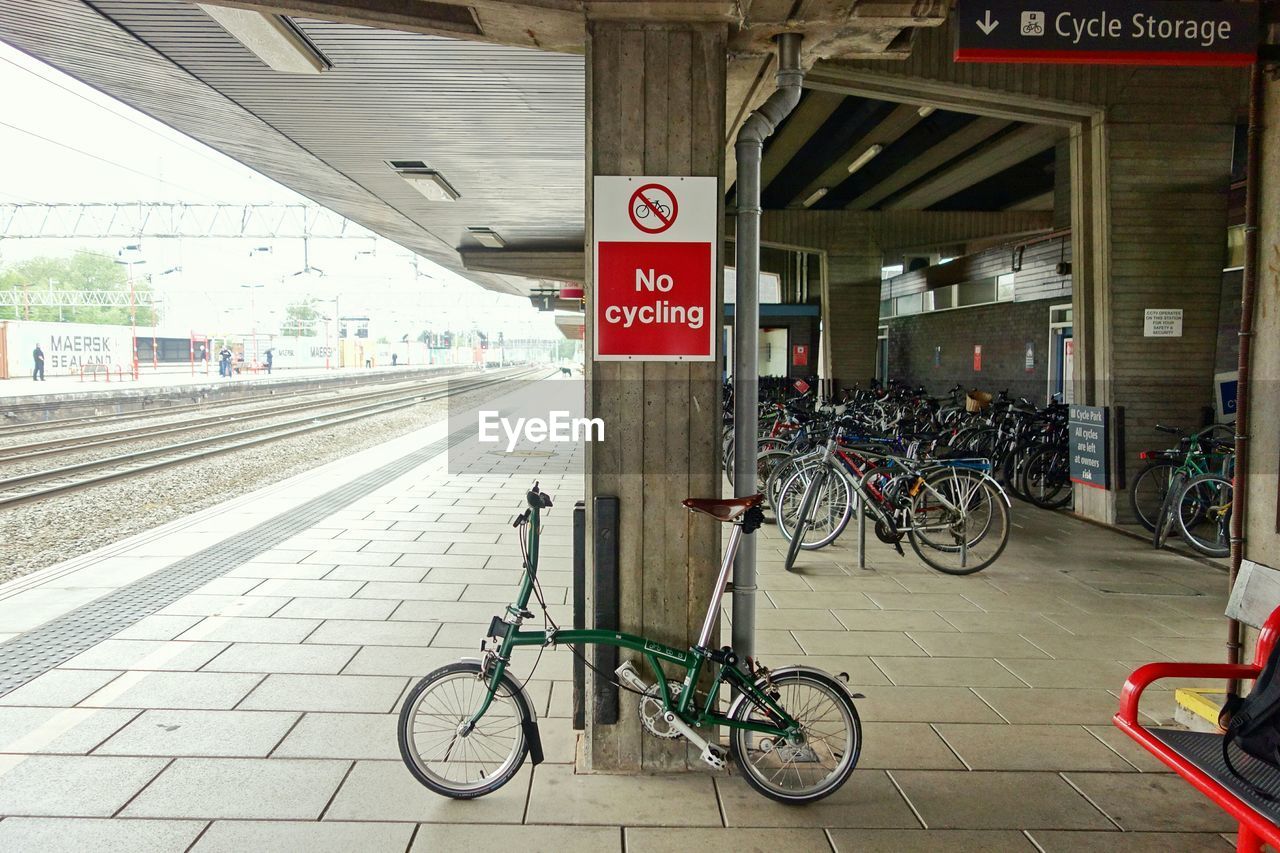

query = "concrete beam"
[1004,190,1055,211]
[759,90,846,192]
[845,117,1011,210]
[459,248,585,283]
[199,0,586,53]
[786,101,926,208]
[883,123,1063,210]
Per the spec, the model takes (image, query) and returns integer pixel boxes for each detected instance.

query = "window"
[881,264,904,280]
[894,293,923,316]
[957,279,996,307]
[997,273,1016,302]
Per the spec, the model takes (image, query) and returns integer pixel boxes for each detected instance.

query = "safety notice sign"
[594,176,717,361]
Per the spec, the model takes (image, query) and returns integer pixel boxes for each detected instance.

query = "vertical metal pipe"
[1227,60,1264,695]
[732,33,803,662]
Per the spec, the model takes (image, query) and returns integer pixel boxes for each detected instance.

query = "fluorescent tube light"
[467,227,506,249]
[917,105,937,118]
[846,144,884,175]
[802,187,828,208]
[401,170,460,202]
[198,5,331,74]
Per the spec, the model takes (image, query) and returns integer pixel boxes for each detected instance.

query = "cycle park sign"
[1069,404,1111,490]
[593,176,717,361]
[954,1,1257,66]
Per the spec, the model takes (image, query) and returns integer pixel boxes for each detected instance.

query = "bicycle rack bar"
[856,492,866,569]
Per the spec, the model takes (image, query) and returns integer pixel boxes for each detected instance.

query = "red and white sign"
[973,344,983,372]
[593,176,717,361]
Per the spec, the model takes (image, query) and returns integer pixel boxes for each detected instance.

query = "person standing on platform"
[219,345,232,378]
[264,348,274,375]
[31,344,45,381]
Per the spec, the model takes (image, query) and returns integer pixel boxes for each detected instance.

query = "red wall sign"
[973,344,983,372]
[594,176,717,362]
[792,344,809,367]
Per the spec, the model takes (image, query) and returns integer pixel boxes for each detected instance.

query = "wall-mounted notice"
[1069,404,1110,489]
[1143,308,1183,337]
[594,176,717,361]
[973,344,982,372]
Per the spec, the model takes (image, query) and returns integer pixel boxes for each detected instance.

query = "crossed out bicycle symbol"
[634,199,672,220]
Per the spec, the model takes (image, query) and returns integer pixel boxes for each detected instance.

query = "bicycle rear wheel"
[908,469,1009,575]
[1020,445,1072,510]
[729,667,861,804]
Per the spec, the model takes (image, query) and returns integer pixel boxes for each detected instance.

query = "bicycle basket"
[965,391,993,413]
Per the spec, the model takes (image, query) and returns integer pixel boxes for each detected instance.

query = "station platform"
[0,374,1237,851]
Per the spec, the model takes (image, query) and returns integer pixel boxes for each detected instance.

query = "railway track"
[0,371,489,464]
[0,365,477,438]
[0,366,544,509]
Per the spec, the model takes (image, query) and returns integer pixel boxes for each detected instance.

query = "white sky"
[0,41,562,341]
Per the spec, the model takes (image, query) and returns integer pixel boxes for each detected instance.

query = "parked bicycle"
[399,484,863,803]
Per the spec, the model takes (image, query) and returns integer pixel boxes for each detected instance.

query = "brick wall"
[886,298,1060,404]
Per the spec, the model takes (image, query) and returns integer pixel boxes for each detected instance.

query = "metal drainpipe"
[732,33,803,663]
[1227,60,1264,696]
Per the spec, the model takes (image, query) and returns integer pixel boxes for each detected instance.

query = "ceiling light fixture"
[197,4,331,74]
[467,227,506,249]
[917,105,937,118]
[387,161,461,202]
[802,187,829,208]
[846,144,884,175]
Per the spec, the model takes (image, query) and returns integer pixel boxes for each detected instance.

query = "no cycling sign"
[593,176,717,361]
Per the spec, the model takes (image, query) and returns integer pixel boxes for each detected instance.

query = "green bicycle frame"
[465,497,800,740]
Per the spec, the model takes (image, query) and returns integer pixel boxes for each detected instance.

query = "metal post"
[857,492,866,569]
[731,33,803,662]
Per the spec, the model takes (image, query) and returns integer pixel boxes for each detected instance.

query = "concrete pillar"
[583,19,726,772]
[1245,72,1280,567]
[822,255,882,388]
[1071,69,1235,523]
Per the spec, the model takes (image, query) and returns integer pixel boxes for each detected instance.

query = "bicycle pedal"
[615,661,650,693]
[700,744,728,770]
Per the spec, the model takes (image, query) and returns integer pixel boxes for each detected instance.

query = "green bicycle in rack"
[397,483,862,803]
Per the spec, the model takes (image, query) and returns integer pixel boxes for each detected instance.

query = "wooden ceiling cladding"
[0,0,587,296]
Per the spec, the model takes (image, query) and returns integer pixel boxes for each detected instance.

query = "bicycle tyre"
[1153,471,1187,549]
[728,667,861,804]
[398,661,531,800]
[1020,444,1072,510]
[777,466,853,551]
[783,467,825,572]
[1129,460,1178,532]
[1174,473,1232,558]
[907,470,1009,575]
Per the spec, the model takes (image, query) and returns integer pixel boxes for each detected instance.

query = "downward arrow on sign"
[977,10,999,35]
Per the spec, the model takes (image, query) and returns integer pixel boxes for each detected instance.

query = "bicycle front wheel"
[1175,473,1232,558]
[777,466,852,551]
[729,667,861,804]
[1129,460,1177,532]
[398,661,531,799]
[908,469,1009,575]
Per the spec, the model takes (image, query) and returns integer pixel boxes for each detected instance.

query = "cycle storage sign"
[1068,404,1110,489]
[593,176,717,361]
[954,1,1257,67]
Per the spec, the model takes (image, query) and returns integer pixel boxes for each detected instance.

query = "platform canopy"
[0,2,1065,296]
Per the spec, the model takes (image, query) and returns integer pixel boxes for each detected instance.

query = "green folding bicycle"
[397,483,862,803]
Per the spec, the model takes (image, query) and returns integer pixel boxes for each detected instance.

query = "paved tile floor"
[0,377,1242,850]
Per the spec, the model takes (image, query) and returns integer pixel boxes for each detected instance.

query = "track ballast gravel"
[0,381,509,584]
